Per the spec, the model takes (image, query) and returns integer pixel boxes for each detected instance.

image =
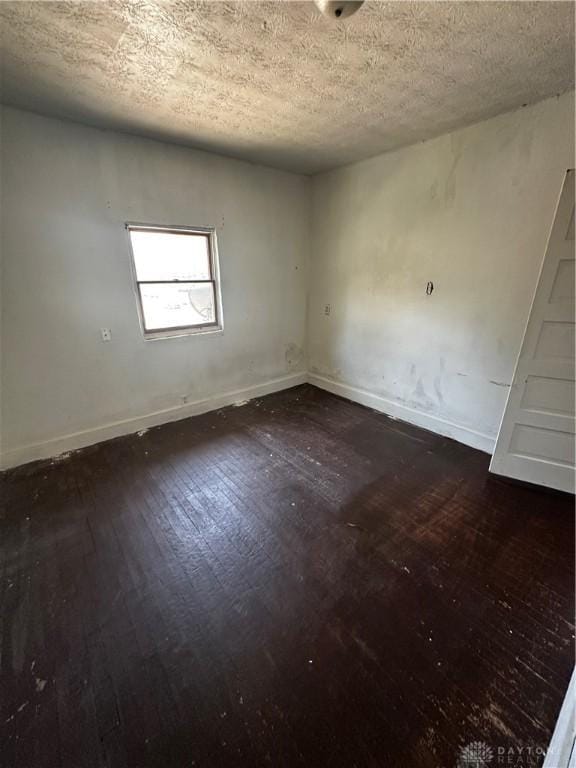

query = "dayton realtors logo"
[458,742,494,767]
[457,742,549,766]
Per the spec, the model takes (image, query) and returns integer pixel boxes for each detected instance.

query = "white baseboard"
[1,371,496,471]
[307,373,495,454]
[0,372,307,471]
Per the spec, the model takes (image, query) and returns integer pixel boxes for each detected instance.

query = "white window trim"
[125,221,224,340]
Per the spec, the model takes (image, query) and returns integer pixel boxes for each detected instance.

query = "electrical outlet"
[100,328,112,342]
[324,304,331,316]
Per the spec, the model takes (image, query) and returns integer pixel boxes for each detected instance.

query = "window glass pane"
[140,282,215,331]
[130,230,210,281]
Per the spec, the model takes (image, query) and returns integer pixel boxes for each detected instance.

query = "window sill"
[143,325,224,341]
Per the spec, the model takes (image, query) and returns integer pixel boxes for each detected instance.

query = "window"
[127,223,222,337]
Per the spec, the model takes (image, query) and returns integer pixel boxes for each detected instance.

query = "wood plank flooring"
[1,384,574,768]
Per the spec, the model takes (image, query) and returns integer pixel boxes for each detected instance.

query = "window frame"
[125,222,223,340]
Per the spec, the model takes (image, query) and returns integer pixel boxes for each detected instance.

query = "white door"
[490,170,575,494]
[542,667,576,768]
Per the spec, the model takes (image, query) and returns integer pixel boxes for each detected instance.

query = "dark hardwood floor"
[1,384,574,768]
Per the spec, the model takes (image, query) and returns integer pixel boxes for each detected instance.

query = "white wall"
[2,94,574,468]
[0,107,310,467]
[308,92,575,451]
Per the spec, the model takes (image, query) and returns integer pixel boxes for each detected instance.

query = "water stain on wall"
[285,343,303,369]
[445,133,463,206]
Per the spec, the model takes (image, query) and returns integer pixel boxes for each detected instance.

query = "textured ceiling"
[0,1,574,174]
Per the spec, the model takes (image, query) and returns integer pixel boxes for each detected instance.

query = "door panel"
[490,170,575,493]
[521,375,575,415]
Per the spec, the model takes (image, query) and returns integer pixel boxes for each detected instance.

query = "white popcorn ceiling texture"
[0,1,573,174]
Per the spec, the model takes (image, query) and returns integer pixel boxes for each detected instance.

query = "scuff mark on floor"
[6,701,29,723]
[51,451,71,464]
[352,633,379,663]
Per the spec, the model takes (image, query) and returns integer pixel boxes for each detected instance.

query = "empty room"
[0,1,575,767]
